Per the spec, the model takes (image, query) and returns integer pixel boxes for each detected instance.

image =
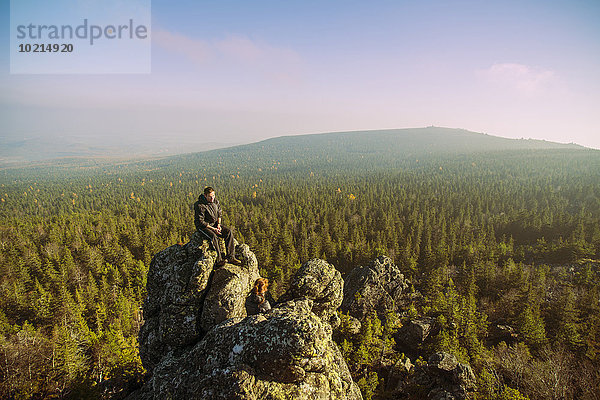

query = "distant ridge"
[128,126,586,177]
[1,127,590,174]
[179,126,586,164]
[239,127,584,155]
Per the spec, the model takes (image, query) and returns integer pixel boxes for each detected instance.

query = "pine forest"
[1,130,599,399]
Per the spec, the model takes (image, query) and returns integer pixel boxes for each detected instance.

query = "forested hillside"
[0,128,599,399]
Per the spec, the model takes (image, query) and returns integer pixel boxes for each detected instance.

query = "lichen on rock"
[131,236,361,400]
[278,258,345,328]
[341,256,412,320]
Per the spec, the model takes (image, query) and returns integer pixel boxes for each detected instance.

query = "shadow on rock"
[130,235,362,400]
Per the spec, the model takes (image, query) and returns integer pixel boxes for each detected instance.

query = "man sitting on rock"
[194,186,241,267]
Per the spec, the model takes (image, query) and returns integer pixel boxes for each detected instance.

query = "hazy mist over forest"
[2,0,600,161]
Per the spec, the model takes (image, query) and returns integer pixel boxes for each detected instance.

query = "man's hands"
[210,224,222,235]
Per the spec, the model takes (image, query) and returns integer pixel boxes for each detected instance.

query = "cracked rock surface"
[341,256,412,320]
[130,234,361,400]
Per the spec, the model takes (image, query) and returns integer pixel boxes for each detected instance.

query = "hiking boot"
[228,257,242,266]
[215,259,226,267]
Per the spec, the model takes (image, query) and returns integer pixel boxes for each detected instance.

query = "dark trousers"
[199,225,235,262]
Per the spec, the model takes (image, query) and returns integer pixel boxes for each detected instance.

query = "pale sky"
[1,0,599,150]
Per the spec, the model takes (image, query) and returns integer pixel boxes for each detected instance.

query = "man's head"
[204,186,215,202]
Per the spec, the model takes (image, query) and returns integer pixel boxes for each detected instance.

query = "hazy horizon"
[1,126,593,167]
[2,0,600,152]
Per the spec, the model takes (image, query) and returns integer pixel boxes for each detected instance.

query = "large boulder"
[490,324,519,345]
[200,250,260,331]
[279,258,344,328]
[138,232,258,373]
[412,352,477,400]
[386,352,477,400]
[132,236,361,400]
[395,317,439,356]
[385,355,414,392]
[341,256,412,320]
[147,299,361,400]
[138,232,217,372]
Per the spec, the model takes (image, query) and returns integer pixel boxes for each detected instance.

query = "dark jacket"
[194,194,222,231]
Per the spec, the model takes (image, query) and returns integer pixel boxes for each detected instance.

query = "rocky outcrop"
[490,324,518,345]
[132,236,361,400]
[341,256,413,320]
[199,244,259,332]
[148,299,361,400]
[385,355,414,393]
[395,317,440,357]
[339,256,477,399]
[138,233,217,372]
[420,352,477,400]
[278,258,344,328]
[387,352,476,400]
